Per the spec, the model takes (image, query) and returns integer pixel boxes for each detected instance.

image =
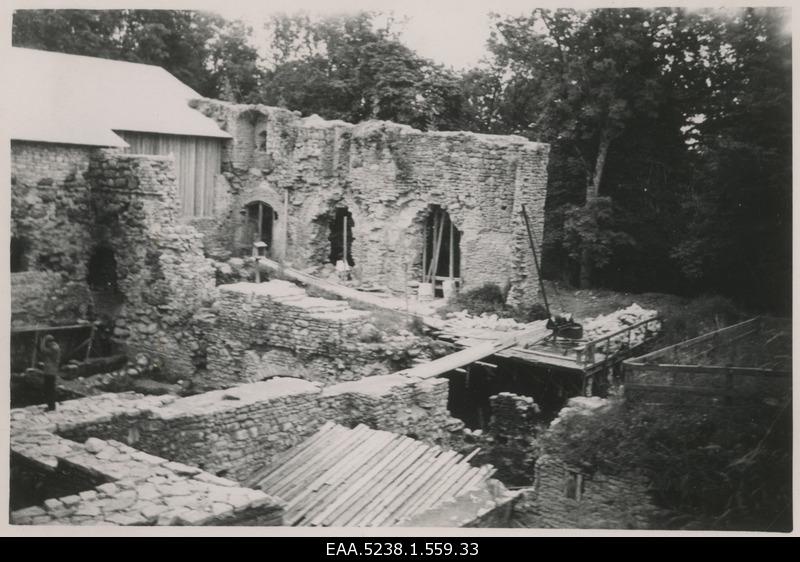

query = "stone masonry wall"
[10,393,284,526]
[202,281,429,388]
[10,271,92,327]
[53,374,460,486]
[10,143,217,380]
[190,100,549,304]
[10,142,97,323]
[526,454,664,529]
[85,151,217,377]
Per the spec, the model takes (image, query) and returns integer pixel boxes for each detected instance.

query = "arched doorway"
[328,206,354,267]
[422,205,461,294]
[243,201,277,256]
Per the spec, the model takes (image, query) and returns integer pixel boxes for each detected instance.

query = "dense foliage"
[13,7,791,313]
[12,9,262,101]
[466,8,791,313]
[543,399,792,531]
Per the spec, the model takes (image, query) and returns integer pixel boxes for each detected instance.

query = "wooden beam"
[428,210,445,283]
[397,325,549,380]
[625,363,791,378]
[341,208,348,265]
[630,317,760,364]
[449,217,454,280]
[422,218,428,281]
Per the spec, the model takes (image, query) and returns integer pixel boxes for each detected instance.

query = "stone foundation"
[12,368,461,487]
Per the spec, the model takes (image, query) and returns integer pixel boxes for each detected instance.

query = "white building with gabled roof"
[8,47,230,216]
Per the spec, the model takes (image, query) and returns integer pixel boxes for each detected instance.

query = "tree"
[469,7,790,311]
[260,12,469,130]
[481,8,675,287]
[668,8,792,312]
[12,9,263,102]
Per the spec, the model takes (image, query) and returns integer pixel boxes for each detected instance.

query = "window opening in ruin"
[329,206,355,267]
[422,205,461,296]
[257,130,267,152]
[10,237,29,272]
[245,201,276,255]
[564,471,584,501]
[87,246,118,292]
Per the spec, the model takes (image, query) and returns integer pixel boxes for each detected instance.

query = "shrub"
[541,398,792,531]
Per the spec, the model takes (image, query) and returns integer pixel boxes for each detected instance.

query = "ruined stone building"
[9,46,549,383]
[8,47,554,527]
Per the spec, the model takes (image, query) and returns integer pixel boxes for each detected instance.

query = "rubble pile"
[549,396,609,428]
[581,304,661,355]
[439,310,534,333]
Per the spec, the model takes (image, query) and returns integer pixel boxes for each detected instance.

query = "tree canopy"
[12,9,263,102]
[12,7,792,313]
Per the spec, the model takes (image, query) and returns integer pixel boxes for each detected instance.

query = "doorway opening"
[244,201,276,256]
[328,206,354,266]
[422,205,461,296]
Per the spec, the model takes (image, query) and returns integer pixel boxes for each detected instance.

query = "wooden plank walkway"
[252,423,498,527]
[394,324,550,380]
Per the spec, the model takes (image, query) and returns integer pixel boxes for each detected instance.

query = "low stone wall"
[202,280,436,388]
[526,454,663,529]
[13,367,461,487]
[11,438,283,526]
[10,368,462,525]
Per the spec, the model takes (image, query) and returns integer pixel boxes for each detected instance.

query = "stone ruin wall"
[523,454,664,529]
[10,394,284,526]
[10,141,216,379]
[85,151,216,378]
[10,142,97,325]
[200,281,439,388]
[10,140,442,390]
[57,375,458,485]
[190,100,549,304]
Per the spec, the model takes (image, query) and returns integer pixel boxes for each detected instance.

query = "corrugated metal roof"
[248,422,500,527]
[7,47,230,147]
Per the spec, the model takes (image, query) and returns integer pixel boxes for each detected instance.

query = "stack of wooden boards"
[248,422,500,527]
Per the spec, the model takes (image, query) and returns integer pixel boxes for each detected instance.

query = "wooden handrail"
[626,317,760,365]
[576,316,661,365]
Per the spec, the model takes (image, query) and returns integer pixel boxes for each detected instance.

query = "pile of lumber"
[250,422,498,527]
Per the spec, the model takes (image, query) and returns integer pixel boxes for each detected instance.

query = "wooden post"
[341,208,348,265]
[283,188,289,260]
[449,217,454,280]
[258,203,264,243]
[85,324,96,361]
[422,218,428,281]
[520,204,550,315]
[31,331,39,369]
[429,210,445,283]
